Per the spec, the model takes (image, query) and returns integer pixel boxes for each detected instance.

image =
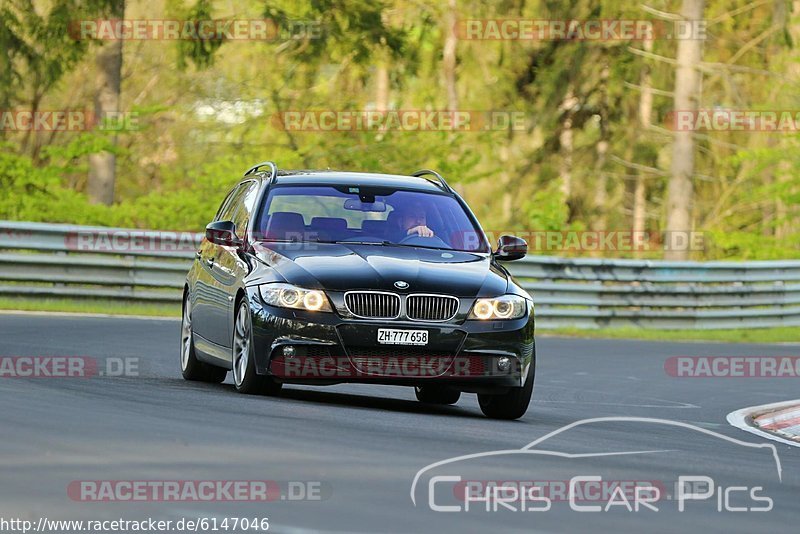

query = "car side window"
[214,185,243,223]
[231,181,259,237]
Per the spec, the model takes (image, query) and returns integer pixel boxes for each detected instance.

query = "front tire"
[181,293,227,383]
[414,386,461,405]
[477,359,535,420]
[232,300,282,396]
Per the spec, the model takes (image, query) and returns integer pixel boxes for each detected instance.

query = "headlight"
[259,283,332,312]
[468,295,527,320]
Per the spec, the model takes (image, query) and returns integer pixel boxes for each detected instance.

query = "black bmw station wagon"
[182,162,535,419]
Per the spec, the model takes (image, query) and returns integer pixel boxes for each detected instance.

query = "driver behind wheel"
[394,202,435,238]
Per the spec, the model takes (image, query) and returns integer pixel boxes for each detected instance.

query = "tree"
[0,0,91,149]
[665,0,705,260]
[87,0,125,205]
[633,34,654,254]
[442,0,457,112]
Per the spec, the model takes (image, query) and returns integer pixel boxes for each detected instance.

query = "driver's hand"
[407,225,434,238]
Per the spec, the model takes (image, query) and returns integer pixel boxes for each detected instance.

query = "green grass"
[0,297,180,318]
[540,326,800,344]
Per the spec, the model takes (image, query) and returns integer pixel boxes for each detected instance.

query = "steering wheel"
[398,234,449,248]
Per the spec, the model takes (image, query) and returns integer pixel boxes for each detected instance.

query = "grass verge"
[540,326,800,344]
[0,297,179,318]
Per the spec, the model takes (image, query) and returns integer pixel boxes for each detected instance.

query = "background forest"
[1,0,799,260]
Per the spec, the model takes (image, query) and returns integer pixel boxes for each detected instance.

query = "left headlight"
[468,295,527,320]
[259,283,332,312]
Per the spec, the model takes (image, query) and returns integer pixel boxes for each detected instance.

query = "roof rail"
[411,169,453,192]
[243,161,278,181]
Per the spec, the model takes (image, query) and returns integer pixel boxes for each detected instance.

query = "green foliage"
[0,0,92,107]
[0,139,244,229]
[706,230,800,260]
[0,141,89,222]
[174,0,224,70]
[524,184,583,233]
[0,0,798,260]
[274,0,408,64]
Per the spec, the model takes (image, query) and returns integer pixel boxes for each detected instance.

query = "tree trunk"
[375,64,389,112]
[88,0,125,206]
[559,86,577,200]
[500,132,513,225]
[633,176,646,239]
[559,121,573,200]
[633,35,653,255]
[593,61,610,236]
[443,0,458,111]
[375,45,390,113]
[665,0,705,260]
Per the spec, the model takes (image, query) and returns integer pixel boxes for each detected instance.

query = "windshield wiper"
[329,240,464,252]
[390,243,455,251]
[326,240,395,246]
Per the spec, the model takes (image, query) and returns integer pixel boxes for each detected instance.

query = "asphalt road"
[1,314,798,533]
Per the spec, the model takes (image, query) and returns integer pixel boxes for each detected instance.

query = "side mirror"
[205,220,242,247]
[494,235,527,261]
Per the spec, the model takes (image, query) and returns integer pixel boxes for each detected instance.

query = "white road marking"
[535,385,699,408]
[535,399,699,408]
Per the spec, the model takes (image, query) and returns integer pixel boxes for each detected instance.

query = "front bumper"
[246,287,535,393]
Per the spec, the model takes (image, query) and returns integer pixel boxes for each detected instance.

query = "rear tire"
[232,300,282,396]
[181,293,227,383]
[414,386,461,405]
[477,359,535,420]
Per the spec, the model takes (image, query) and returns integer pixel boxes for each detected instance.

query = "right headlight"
[259,283,332,312]
[468,295,527,320]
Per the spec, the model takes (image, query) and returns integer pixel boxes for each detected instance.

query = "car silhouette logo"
[394,280,409,289]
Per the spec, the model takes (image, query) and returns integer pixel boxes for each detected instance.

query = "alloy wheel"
[232,302,251,387]
[180,296,192,372]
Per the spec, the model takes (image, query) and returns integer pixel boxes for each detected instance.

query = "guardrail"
[2,220,800,329]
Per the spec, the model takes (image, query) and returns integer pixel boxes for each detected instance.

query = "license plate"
[377,328,428,346]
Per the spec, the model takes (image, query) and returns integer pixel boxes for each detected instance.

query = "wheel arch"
[234,287,248,312]
[231,287,249,346]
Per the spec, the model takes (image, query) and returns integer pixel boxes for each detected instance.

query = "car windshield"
[253,185,489,252]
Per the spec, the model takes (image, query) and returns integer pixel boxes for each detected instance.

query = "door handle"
[195,251,201,259]
[206,257,214,268]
